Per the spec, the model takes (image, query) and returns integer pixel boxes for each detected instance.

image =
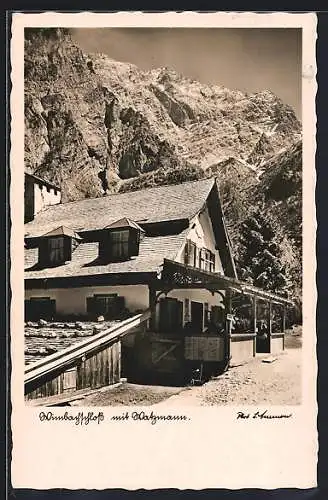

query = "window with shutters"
[86,294,125,319]
[25,297,56,321]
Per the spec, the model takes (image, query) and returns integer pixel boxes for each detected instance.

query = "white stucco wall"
[33,183,61,217]
[271,336,284,354]
[175,206,224,274]
[25,285,149,316]
[230,338,255,364]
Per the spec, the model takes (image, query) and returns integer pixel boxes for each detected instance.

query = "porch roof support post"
[267,301,273,353]
[268,301,273,336]
[148,285,157,332]
[282,304,287,351]
[282,304,286,333]
[253,296,257,357]
[225,288,233,366]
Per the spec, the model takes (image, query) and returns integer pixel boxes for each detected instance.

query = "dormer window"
[99,218,144,262]
[39,226,81,267]
[110,230,130,260]
[48,236,65,264]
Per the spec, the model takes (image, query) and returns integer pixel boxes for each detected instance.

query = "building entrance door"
[159,298,183,333]
[191,301,204,333]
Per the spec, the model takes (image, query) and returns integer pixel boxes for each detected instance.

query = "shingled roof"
[24,177,238,281]
[24,178,216,238]
[24,231,188,279]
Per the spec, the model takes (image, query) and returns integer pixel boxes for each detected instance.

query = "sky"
[71,28,301,119]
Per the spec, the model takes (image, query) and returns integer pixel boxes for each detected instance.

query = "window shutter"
[184,241,190,265]
[211,252,215,272]
[116,296,125,316]
[25,300,31,320]
[189,241,196,267]
[204,302,209,326]
[86,297,96,316]
[49,300,56,319]
[193,244,198,267]
[199,248,203,269]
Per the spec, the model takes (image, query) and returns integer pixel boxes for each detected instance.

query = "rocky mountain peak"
[24,28,301,202]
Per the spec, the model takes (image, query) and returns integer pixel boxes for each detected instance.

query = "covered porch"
[139,259,294,382]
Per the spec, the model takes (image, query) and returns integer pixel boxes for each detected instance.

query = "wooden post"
[224,289,232,365]
[253,296,257,356]
[148,286,157,332]
[282,305,286,333]
[282,305,286,351]
[268,301,272,353]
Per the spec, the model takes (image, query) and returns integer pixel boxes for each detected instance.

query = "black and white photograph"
[10,11,317,490]
[22,24,304,407]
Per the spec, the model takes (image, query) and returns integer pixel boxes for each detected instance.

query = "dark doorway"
[256,335,271,353]
[191,301,204,333]
[256,319,271,353]
[159,298,183,333]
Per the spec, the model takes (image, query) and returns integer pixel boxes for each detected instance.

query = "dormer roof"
[43,225,82,239]
[104,217,145,232]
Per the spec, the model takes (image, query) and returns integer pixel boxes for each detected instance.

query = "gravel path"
[71,346,301,407]
[72,383,185,407]
[66,331,302,407]
[155,347,302,407]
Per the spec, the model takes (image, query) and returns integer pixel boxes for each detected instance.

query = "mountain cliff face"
[25,29,301,197]
[24,28,302,303]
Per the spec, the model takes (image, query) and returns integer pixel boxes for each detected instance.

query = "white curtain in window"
[110,230,129,259]
[48,237,64,264]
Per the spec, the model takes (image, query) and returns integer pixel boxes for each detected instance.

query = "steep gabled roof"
[24,177,238,281]
[24,178,215,238]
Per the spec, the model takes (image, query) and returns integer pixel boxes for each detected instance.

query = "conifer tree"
[237,208,289,296]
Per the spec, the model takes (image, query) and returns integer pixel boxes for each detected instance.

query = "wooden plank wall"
[26,341,121,400]
[184,336,225,362]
